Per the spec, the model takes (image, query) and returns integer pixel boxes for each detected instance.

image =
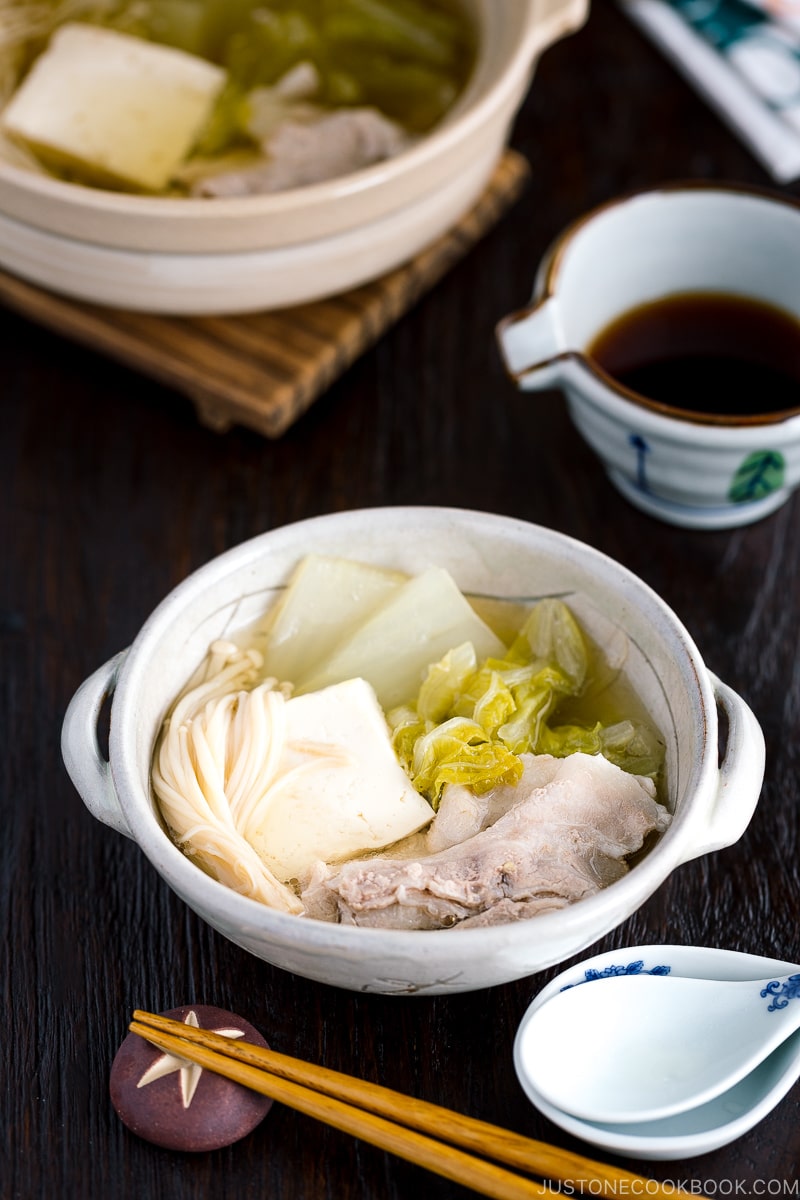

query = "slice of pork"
[193,108,410,197]
[301,752,670,930]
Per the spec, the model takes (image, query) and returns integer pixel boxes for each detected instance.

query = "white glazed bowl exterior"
[62,507,765,994]
[514,944,800,1159]
[498,186,800,530]
[0,0,588,313]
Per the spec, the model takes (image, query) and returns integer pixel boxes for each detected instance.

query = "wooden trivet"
[0,150,529,438]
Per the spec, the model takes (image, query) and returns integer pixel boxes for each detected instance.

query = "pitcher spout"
[496,296,567,388]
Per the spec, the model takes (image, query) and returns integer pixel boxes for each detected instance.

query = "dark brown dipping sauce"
[587,292,800,416]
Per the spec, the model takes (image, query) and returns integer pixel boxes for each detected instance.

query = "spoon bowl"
[514,945,800,1160]
[518,969,800,1123]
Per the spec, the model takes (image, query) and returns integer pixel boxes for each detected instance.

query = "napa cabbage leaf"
[388,598,663,807]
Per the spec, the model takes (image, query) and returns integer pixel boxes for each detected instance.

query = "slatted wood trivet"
[0,149,529,438]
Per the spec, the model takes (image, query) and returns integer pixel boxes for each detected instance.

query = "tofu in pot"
[1,23,226,192]
[248,677,434,882]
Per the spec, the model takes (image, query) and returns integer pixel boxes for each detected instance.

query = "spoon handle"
[760,974,800,1011]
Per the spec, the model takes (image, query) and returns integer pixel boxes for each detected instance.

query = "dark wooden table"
[5,2,800,1196]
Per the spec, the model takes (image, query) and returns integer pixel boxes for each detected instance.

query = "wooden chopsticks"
[130,1010,686,1199]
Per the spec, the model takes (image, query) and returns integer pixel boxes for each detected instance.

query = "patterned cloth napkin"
[621,0,800,181]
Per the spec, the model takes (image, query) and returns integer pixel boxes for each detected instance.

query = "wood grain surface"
[0,151,529,439]
[3,3,800,1198]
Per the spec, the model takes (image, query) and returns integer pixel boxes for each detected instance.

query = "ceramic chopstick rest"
[110,1004,272,1151]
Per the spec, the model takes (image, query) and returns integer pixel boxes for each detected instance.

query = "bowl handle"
[679,672,765,863]
[61,651,133,839]
[523,0,589,59]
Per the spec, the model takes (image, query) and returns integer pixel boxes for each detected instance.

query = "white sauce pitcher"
[496,184,800,530]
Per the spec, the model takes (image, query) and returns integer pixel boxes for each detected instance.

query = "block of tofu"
[247,678,434,882]
[1,23,226,192]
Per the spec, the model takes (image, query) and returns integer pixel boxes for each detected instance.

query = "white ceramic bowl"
[0,0,587,314]
[61,507,765,995]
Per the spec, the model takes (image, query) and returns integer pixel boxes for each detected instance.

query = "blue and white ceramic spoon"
[514,945,800,1158]
[517,962,800,1124]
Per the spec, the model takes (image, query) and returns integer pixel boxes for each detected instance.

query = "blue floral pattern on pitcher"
[628,433,785,508]
[629,433,651,492]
